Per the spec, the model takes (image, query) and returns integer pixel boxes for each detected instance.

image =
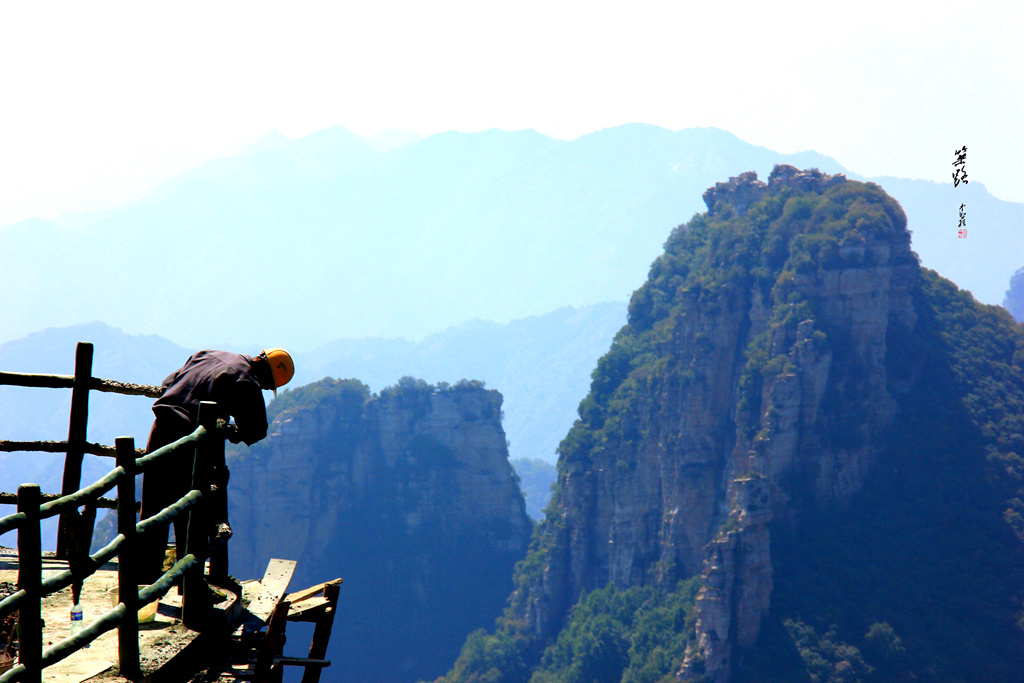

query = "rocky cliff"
[523,167,916,652]
[227,377,532,683]
[441,167,1024,683]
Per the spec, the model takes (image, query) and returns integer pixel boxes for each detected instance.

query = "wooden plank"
[253,601,290,683]
[286,597,329,621]
[240,584,278,627]
[273,658,330,668]
[283,578,342,605]
[301,582,340,683]
[260,559,297,601]
[242,560,297,626]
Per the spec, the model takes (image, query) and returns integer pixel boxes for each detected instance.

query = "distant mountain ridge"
[5,123,1014,352]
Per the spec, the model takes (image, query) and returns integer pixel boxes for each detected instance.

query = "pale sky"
[0,0,1020,228]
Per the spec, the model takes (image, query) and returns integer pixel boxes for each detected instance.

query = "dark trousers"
[137,416,194,584]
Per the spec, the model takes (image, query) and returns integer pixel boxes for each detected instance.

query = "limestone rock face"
[516,167,919,682]
[228,380,532,683]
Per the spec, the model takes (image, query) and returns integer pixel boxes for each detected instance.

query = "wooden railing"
[0,341,162,555]
[0,342,233,682]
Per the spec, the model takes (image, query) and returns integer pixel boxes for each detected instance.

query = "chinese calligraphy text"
[953,146,968,187]
[954,147,967,239]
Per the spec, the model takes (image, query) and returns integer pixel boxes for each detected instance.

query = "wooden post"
[254,601,291,683]
[57,342,93,560]
[206,404,230,582]
[116,437,140,680]
[301,583,341,683]
[18,484,42,683]
[70,505,96,604]
[182,402,215,630]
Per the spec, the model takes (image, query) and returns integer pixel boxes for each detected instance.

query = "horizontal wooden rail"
[89,378,162,398]
[0,433,207,538]
[0,546,212,658]
[38,535,124,605]
[0,372,160,399]
[0,441,71,454]
[275,658,331,668]
[0,440,146,458]
[0,428,207,537]
[0,428,205,525]
[39,489,200,605]
[138,553,200,607]
[0,372,73,389]
[0,492,125,511]
[37,602,128,671]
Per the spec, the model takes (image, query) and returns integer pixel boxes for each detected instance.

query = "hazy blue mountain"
[3,124,1013,352]
[360,128,421,153]
[0,124,853,351]
[242,129,295,155]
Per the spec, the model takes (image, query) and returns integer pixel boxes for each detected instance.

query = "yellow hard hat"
[261,348,295,393]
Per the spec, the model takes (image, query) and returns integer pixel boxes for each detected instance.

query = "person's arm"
[231,380,269,445]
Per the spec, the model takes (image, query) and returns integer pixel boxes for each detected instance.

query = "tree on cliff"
[435,167,1024,683]
[1004,266,1024,323]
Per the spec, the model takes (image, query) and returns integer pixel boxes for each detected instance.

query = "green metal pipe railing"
[0,343,234,682]
[0,405,229,682]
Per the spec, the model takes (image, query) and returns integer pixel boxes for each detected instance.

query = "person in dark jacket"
[138,348,294,584]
